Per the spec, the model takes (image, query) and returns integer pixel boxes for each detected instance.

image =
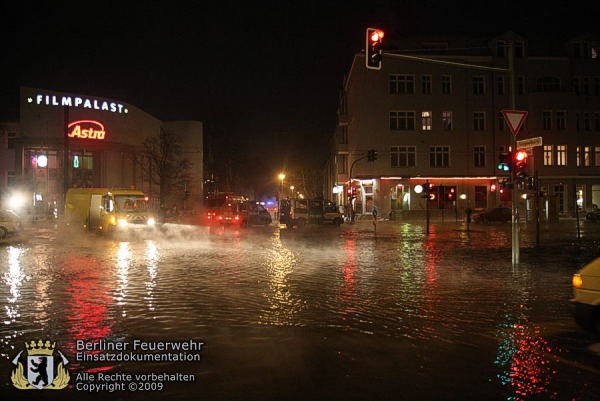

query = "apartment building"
[326,31,600,221]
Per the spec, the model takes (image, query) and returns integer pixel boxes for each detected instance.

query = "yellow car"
[570,257,600,333]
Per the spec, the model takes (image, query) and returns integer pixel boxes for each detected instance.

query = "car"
[0,210,22,239]
[585,209,600,221]
[220,201,272,227]
[570,257,600,333]
[472,206,512,223]
[280,198,343,228]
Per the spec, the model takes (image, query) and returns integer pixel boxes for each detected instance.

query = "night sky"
[1,1,597,189]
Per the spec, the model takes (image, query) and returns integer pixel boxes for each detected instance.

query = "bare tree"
[138,127,191,206]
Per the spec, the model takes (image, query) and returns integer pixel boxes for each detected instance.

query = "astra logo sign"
[28,94,128,114]
[68,120,106,140]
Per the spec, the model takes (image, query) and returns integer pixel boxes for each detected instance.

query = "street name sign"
[502,110,528,136]
[516,136,542,149]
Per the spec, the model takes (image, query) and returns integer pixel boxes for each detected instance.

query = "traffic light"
[497,152,512,172]
[421,182,436,200]
[367,149,378,162]
[366,28,384,70]
[514,149,528,181]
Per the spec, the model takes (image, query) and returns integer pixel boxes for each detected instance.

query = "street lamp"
[278,173,285,221]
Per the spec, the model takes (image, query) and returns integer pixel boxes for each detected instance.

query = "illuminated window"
[543,145,553,166]
[595,146,600,166]
[390,111,415,131]
[584,146,591,166]
[421,111,432,130]
[556,145,567,166]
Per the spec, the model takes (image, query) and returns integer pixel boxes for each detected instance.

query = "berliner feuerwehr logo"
[11,339,70,390]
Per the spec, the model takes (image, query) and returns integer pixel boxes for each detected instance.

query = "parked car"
[570,257,600,333]
[280,198,343,228]
[585,209,600,221]
[0,210,22,239]
[472,206,512,223]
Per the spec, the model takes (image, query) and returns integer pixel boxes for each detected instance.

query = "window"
[514,41,524,58]
[390,111,415,131]
[496,41,506,58]
[577,146,581,167]
[584,112,591,131]
[442,111,453,131]
[7,132,16,149]
[543,145,553,166]
[584,146,591,166]
[391,146,416,167]
[537,76,560,91]
[517,76,525,95]
[473,146,486,167]
[542,111,552,130]
[339,126,347,144]
[472,76,485,95]
[594,77,600,96]
[337,153,348,174]
[473,112,485,131]
[574,41,582,58]
[556,110,566,130]
[498,112,505,131]
[389,75,415,94]
[429,146,450,167]
[421,111,432,131]
[496,76,505,95]
[574,76,580,95]
[556,145,567,166]
[594,112,600,131]
[421,75,432,94]
[441,75,452,95]
[596,146,600,166]
[583,76,591,96]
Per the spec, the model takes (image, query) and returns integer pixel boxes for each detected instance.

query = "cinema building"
[0,86,203,216]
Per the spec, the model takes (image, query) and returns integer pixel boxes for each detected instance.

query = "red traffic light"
[514,150,528,169]
[369,29,384,43]
[366,28,384,70]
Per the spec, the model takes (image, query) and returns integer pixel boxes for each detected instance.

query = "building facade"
[0,87,203,217]
[326,31,600,221]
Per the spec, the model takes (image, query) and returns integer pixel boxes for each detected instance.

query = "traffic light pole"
[509,42,519,265]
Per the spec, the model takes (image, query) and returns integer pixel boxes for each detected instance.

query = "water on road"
[0,220,599,400]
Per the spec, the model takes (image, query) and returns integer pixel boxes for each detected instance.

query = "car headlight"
[147,218,156,226]
[572,274,583,289]
[117,219,128,227]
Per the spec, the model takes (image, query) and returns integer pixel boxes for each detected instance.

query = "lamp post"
[278,173,285,221]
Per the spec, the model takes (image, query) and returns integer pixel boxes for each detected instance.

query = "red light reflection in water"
[495,305,559,400]
[63,254,115,374]
[417,234,442,340]
[338,239,357,331]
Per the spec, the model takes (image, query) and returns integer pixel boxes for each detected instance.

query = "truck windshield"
[115,195,148,212]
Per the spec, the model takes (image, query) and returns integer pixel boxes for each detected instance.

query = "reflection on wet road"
[0,221,599,400]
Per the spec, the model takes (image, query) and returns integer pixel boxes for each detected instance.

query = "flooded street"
[1,220,599,400]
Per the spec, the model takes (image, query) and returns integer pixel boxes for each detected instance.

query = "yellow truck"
[65,188,156,231]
